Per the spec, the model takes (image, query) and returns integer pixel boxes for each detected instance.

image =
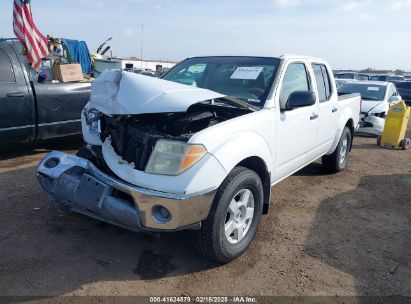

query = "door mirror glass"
[285,91,316,110]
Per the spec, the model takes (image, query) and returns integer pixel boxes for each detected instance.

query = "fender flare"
[209,131,273,176]
[205,131,273,213]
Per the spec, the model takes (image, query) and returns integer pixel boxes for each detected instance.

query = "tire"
[401,138,410,150]
[322,126,352,173]
[192,166,264,264]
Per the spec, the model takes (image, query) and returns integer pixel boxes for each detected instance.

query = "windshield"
[162,56,281,107]
[339,83,386,101]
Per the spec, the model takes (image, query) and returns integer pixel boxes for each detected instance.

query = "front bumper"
[357,114,385,136]
[37,151,216,231]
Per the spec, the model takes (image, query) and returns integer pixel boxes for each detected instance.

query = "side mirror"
[285,91,316,110]
[389,95,401,103]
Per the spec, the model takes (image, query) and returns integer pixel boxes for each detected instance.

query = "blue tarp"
[63,39,92,75]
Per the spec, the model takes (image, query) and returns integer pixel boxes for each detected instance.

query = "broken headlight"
[145,140,207,176]
[84,108,102,135]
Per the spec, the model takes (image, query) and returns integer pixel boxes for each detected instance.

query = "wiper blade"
[217,96,258,112]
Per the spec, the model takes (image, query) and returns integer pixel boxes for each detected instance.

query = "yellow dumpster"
[377,101,410,150]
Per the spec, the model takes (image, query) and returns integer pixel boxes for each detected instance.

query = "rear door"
[275,60,319,178]
[33,81,91,140]
[311,63,338,154]
[0,43,34,146]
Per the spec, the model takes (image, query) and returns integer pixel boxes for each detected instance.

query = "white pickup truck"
[37,55,360,263]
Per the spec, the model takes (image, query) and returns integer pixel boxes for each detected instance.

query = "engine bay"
[99,103,250,170]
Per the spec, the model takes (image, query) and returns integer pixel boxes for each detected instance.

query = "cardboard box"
[52,63,83,82]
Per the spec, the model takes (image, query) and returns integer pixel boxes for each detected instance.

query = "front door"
[275,61,319,179]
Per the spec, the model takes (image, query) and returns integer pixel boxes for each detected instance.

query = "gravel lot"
[0,121,410,297]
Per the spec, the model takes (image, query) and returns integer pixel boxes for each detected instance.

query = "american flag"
[13,0,50,71]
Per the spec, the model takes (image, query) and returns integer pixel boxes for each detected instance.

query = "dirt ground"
[0,122,410,298]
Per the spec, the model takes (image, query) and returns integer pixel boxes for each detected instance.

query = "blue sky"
[1,0,411,70]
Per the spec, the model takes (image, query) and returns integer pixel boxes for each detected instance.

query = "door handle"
[310,114,319,120]
[7,92,25,98]
[332,107,338,113]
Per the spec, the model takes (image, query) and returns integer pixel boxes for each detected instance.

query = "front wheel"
[322,126,352,173]
[192,166,264,264]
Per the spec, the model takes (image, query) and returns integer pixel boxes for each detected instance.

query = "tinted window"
[387,76,404,81]
[313,64,332,102]
[280,63,310,107]
[358,74,370,81]
[0,49,15,83]
[370,75,389,81]
[335,73,354,80]
[163,56,280,107]
[395,82,411,90]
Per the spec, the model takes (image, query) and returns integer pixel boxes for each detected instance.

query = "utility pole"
[140,24,144,68]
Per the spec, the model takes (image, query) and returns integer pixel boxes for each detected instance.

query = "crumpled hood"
[362,100,388,114]
[90,69,225,115]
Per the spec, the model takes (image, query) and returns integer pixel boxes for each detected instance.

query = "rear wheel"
[322,126,352,173]
[192,166,263,264]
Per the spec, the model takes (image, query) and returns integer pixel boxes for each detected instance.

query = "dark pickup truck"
[392,81,411,106]
[0,39,91,148]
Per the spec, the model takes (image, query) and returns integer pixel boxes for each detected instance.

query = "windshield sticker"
[230,67,264,80]
[368,87,380,91]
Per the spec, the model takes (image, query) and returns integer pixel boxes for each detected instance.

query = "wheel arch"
[202,131,273,213]
[345,118,355,151]
[236,156,271,215]
[327,115,356,155]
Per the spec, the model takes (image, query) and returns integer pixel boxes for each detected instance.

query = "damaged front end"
[37,69,251,231]
[37,150,218,231]
[358,112,385,136]
[98,103,249,173]
[357,103,388,136]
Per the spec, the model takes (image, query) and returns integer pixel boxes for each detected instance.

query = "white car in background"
[338,81,402,135]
